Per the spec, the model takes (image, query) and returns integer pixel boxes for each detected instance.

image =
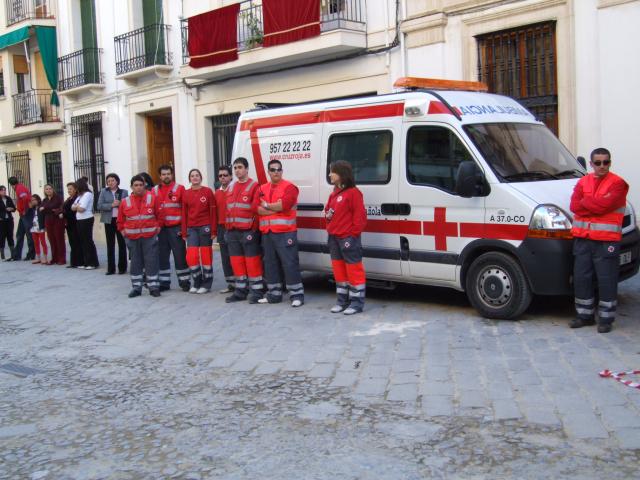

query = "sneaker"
[330,305,346,314]
[343,307,362,316]
[291,299,303,308]
[569,317,595,329]
[196,287,210,294]
[159,285,170,292]
[219,286,234,294]
[257,298,269,304]
[225,295,246,303]
[248,296,263,304]
[189,287,198,294]
[128,289,142,298]
[597,324,612,334]
[85,266,96,270]
[149,289,161,298]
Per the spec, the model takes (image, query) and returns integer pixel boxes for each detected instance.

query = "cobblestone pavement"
[1,249,640,479]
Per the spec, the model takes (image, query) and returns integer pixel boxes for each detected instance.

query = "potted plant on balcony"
[241,11,263,50]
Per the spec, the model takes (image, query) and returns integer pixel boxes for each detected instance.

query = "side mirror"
[577,156,587,169]
[455,161,488,198]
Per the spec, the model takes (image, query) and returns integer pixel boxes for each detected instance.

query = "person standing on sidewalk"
[63,182,84,268]
[117,175,161,298]
[154,165,190,292]
[72,178,99,270]
[224,157,264,304]
[214,165,235,294]
[325,161,367,315]
[97,173,128,275]
[181,169,217,294]
[27,194,48,264]
[0,186,16,260]
[9,176,35,261]
[40,184,66,265]
[570,147,629,334]
[256,160,304,307]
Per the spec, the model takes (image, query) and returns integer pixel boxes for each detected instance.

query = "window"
[72,112,105,200]
[6,151,31,199]
[406,126,474,192]
[327,130,392,184]
[476,22,558,135]
[211,112,240,188]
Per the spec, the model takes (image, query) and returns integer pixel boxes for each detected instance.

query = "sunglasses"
[269,168,283,173]
[592,160,611,167]
[218,173,230,177]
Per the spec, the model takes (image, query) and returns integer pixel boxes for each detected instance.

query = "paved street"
[1,247,640,479]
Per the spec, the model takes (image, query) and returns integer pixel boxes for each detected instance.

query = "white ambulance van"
[231,77,640,319]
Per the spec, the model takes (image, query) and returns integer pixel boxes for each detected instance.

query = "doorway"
[145,110,174,183]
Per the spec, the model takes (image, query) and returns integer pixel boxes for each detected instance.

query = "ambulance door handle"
[400,236,410,261]
[397,203,411,215]
[381,203,398,215]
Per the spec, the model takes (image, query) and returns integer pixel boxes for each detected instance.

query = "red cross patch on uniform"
[608,245,615,253]
[171,196,177,201]
[247,235,253,241]
[344,241,350,248]
[337,195,343,202]
[147,208,152,214]
[243,196,248,202]
[200,196,206,203]
[287,238,293,245]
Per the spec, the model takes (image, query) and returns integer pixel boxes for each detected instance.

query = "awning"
[0,26,30,50]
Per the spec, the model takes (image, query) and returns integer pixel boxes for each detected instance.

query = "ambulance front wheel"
[465,252,532,320]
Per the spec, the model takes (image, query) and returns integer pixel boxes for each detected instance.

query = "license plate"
[619,251,632,266]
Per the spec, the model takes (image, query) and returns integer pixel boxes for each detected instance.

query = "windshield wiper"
[502,171,558,182]
[554,169,584,178]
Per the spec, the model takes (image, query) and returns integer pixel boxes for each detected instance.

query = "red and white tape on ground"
[599,369,640,389]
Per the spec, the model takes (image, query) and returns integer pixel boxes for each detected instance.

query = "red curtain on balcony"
[188,3,240,68]
[263,0,320,47]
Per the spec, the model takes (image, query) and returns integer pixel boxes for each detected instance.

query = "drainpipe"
[400,0,407,78]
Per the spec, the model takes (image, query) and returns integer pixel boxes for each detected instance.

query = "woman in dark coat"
[41,184,66,265]
[63,182,84,268]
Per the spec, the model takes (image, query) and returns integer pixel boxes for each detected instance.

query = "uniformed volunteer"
[214,165,235,294]
[256,160,304,307]
[224,157,265,304]
[181,168,217,294]
[570,148,629,333]
[325,161,367,315]
[117,175,161,298]
[154,165,191,292]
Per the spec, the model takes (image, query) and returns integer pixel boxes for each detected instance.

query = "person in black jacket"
[63,182,83,268]
[25,194,48,264]
[0,185,16,260]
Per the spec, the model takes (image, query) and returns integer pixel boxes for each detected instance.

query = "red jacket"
[570,172,628,242]
[117,192,159,239]
[181,186,217,238]
[14,183,31,216]
[325,186,367,238]
[154,182,185,228]
[214,187,228,226]
[258,180,298,233]
[226,178,259,231]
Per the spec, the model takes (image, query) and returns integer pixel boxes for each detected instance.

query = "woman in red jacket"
[325,161,367,315]
[182,168,217,294]
[40,184,66,265]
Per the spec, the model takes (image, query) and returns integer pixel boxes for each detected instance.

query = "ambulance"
[231,77,640,319]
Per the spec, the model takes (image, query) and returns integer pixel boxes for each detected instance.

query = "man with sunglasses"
[256,160,304,307]
[570,147,629,333]
[214,165,235,293]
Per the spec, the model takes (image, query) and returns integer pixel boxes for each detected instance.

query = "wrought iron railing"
[114,23,172,75]
[58,48,104,91]
[5,0,53,26]
[181,0,365,64]
[13,89,59,127]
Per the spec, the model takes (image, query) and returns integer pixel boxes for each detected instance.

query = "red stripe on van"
[427,101,452,115]
[240,103,405,131]
[459,223,529,240]
[249,130,268,184]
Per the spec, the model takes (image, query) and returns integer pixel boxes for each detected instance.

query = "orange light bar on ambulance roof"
[394,77,489,92]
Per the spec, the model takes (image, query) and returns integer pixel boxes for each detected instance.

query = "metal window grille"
[0,71,4,96]
[6,150,31,199]
[44,151,63,197]
[5,0,52,26]
[71,112,105,198]
[476,21,558,135]
[211,113,239,187]
[114,23,172,75]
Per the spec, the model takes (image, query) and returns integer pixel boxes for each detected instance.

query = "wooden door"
[146,115,174,183]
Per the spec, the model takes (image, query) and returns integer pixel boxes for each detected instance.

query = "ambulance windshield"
[464,123,584,182]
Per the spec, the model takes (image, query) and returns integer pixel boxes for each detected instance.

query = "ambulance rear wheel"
[466,252,532,320]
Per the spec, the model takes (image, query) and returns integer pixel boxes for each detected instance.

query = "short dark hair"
[233,157,249,169]
[8,176,18,185]
[158,164,174,175]
[66,182,78,191]
[329,160,355,189]
[218,165,232,176]
[31,194,42,205]
[0,185,6,191]
[76,178,90,194]
[138,172,154,189]
[106,173,120,185]
[590,147,611,161]
[130,174,146,186]
[267,159,282,169]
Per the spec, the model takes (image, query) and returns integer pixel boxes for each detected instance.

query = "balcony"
[58,48,105,100]
[180,0,366,81]
[114,23,173,85]
[5,0,54,26]
[0,89,62,143]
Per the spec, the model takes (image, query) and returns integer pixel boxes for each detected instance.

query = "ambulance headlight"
[528,205,573,239]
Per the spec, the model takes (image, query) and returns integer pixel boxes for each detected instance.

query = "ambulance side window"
[406,126,474,193]
[327,130,392,184]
